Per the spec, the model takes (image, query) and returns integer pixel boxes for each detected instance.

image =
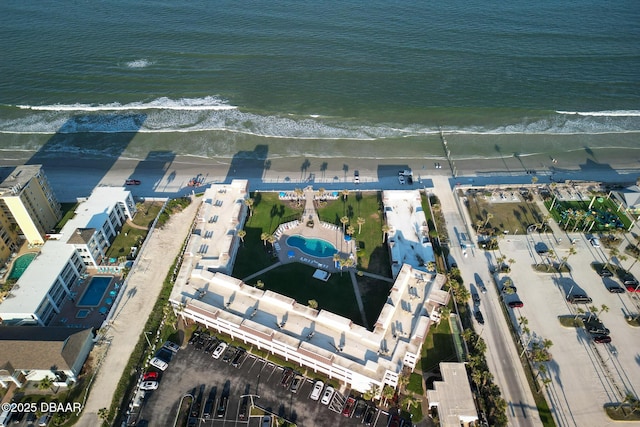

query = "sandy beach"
[1,145,637,202]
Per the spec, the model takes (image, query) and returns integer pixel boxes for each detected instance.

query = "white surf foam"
[556,110,640,117]
[16,96,236,112]
[126,59,153,68]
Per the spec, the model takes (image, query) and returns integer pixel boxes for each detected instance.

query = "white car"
[140,381,159,391]
[398,175,405,184]
[354,170,360,184]
[590,237,601,248]
[212,342,227,359]
[310,380,324,401]
[149,357,168,371]
[321,386,335,405]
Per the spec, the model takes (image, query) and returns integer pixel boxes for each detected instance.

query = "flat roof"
[0,165,43,195]
[427,362,478,427]
[187,180,248,273]
[382,190,435,277]
[0,187,131,317]
[172,262,448,381]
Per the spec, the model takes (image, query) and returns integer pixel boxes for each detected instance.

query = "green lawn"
[316,191,390,275]
[249,263,363,326]
[357,275,393,328]
[544,195,632,232]
[54,203,79,232]
[464,190,544,235]
[233,192,304,279]
[416,316,457,373]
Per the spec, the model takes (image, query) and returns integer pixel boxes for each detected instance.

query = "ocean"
[0,0,639,170]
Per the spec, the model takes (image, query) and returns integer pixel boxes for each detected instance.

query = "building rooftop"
[0,187,132,318]
[0,326,93,372]
[382,190,436,278]
[172,263,448,385]
[427,362,479,427]
[0,165,44,196]
[185,180,248,274]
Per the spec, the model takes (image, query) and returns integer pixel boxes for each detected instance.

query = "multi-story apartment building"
[0,165,61,247]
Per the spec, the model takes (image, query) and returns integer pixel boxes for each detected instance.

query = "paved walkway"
[358,270,394,283]
[349,270,369,329]
[243,261,282,282]
[76,198,200,427]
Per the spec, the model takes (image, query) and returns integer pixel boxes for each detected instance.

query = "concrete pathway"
[357,270,394,283]
[76,198,200,427]
[349,270,369,329]
[242,261,283,283]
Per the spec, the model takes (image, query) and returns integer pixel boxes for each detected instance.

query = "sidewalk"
[76,198,200,427]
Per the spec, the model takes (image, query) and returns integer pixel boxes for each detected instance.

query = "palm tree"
[531,176,539,185]
[267,234,276,248]
[356,217,366,234]
[38,376,54,392]
[426,261,436,273]
[346,225,355,238]
[573,306,585,321]
[260,232,269,247]
[397,371,410,392]
[598,304,610,317]
[363,384,380,401]
[340,216,350,234]
[381,224,390,243]
[308,299,318,309]
[317,188,326,200]
[381,384,395,406]
[401,394,419,411]
[237,229,246,246]
[475,220,484,234]
[256,280,264,289]
[333,253,341,268]
[341,188,350,202]
[294,188,304,206]
[454,285,470,304]
[244,198,254,217]
[484,212,494,228]
[97,408,111,422]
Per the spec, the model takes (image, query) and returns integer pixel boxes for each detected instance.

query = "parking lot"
[134,336,390,427]
[494,232,640,427]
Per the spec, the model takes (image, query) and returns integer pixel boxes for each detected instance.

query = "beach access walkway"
[76,198,200,427]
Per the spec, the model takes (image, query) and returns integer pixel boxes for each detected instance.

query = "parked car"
[607,285,625,293]
[480,284,487,294]
[188,331,201,345]
[142,371,159,381]
[508,300,524,308]
[567,294,592,304]
[280,368,295,388]
[202,398,214,419]
[139,381,159,391]
[593,335,612,344]
[321,386,335,405]
[472,294,481,305]
[354,170,360,184]
[289,375,303,393]
[125,179,141,185]
[474,310,485,325]
[353,399,367,418]
[155,347,173,363]
[398,175,406,185]
[222,346,237,363]
[149,357,168,371]
[590,237,601,248]
[363,405,376,425]
[625,283,640,292]
[162,341,180,353]
[342,396,356,417]
[231,348,247,368]
[599,267,614,277]
[212,342,227,359]
[262,416,272,427]
[310,380,324,400]
[216,396,228,418]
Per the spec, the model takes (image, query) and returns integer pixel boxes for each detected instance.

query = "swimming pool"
[7,252,37,280]
[286,235,337,258]
[78,276,113,307]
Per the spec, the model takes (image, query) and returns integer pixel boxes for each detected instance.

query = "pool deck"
[274,186,355,272]
[48,271,124,329]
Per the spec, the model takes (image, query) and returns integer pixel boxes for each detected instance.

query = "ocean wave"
[1,102,640,139]
[126,59,153,69]
[15,96,235,112]
[556,110,640,117]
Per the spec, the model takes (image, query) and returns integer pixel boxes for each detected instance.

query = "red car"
[625,284,640,293]
[143,371,159,381]
[508,301,524,308]
[593,335,611,344]
[125,179,141,185]
[342,396,356,417]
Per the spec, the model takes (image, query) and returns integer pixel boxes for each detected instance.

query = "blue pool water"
[287,235,337,258]
[8,252,37,280]
[78,276,113,307]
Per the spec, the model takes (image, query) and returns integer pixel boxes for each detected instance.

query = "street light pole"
[144,331,153,349]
